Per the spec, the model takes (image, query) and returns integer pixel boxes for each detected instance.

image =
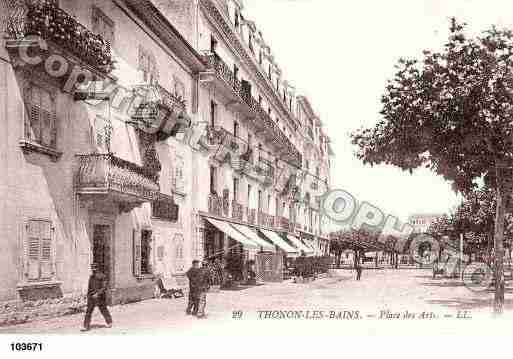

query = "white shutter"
[26,221,40,280]
[133,230,141,277]
[39,222,53,280]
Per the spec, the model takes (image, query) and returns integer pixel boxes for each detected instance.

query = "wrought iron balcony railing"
[232,201,244,222]
[6,0,114,73]
[131,84,189,141]
[152,193,179,222]
[246,207,256,225]
[75,153,159,209]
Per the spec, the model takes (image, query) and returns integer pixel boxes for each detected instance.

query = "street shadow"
[419,281,467,288]
[425,297,513,311]
[81,324,109,332]
[221,284,264,291]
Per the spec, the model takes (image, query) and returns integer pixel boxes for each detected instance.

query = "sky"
[242,0,513,221]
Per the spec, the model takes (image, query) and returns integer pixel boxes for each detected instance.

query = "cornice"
[123,0,206,73]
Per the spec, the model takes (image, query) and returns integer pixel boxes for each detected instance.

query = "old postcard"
[1,0,513,357]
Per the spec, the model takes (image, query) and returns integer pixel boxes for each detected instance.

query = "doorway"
[92,224,112,286]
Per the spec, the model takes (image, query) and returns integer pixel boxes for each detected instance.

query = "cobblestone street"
[1,269,512,335]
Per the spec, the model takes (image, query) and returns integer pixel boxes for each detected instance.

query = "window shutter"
[29,104,41,143]
[26,221,41,280]
[39,222,53,280]
[133,230,141,277]
[41,109,52,147]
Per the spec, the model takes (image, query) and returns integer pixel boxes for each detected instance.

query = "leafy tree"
[351,18,513,314]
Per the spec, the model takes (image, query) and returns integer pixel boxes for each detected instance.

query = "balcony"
[246,208,256,225]
[75,153,159,212]
[131,84,189,141]
[152,193,179,222]
[208,193,229,217]
[200,53,254,117]
[200,54,302,168]
[232,201,244,222]
[6,1,114,77]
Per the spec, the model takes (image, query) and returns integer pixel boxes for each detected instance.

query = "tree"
[428,187,513,262]
[351,18,513,314]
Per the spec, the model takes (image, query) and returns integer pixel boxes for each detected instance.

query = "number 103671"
[11,343,43,351]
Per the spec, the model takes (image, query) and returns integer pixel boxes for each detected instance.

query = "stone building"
[0,0,204,317]
[0,0,335,320]
[408,213,442,234]
[180,0,335,268]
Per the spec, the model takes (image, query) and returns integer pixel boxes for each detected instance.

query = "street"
[1,269,511,335]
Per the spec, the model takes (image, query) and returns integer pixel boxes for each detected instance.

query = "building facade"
[0,0,204,312]
[408,213,442,234]
[0,0,334,317]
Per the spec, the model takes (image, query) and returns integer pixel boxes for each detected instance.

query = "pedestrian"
[186,260,202,316]
[356,263,362,281]
[82,263,112,331]
[196,261,211,318]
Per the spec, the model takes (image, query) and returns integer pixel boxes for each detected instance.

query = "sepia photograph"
[1,0,513,356]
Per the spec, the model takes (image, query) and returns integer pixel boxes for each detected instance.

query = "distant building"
[408,213,442,234]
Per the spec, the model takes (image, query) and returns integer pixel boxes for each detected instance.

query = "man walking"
[82,263,112,331]
[186,260,202,316]
[355,262,362,281]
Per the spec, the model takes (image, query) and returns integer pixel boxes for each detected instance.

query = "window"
[258,95,262,105]
[258,190,262,212]
[259,51,263,64]
[249,32,254,53]
[173,234,185,273]
[210,100,216,127]
[267,195,271,212]
[92,7,115,48]
[210,35,218,52]
[133,229,153,277]
[234,11,240,29]
[138,46,158,85]
[268,64,272,80]
[174,155,185,193]
[233,64,239,81]
[210,166,217,195]
[233,178,239,202]
[173,76,186,100]
[247,184,252,205]
[25,219,54,281]
[305,160,310,170]
[24,84,57,149]
[94,115,112,153]
[275,198,280,216]
[234,121,239,138]
[137,230,152,275]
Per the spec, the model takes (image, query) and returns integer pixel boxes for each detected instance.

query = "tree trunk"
[494,176,506,315]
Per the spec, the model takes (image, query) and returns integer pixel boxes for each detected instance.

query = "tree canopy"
[351,18,513,313]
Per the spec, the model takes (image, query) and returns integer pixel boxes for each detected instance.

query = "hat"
[192,259,199,265]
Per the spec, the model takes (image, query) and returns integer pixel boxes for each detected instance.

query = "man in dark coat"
[82,263,112,331]
[186,260,202,315]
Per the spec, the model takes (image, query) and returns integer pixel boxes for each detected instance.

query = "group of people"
[81,259,213,331]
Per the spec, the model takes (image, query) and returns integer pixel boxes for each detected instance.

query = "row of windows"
[210,36,295,141]
[22,219,188,284]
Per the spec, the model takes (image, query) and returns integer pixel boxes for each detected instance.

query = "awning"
[205,218,258,249]
[286,234,314,255]
[231,224,275,251]
[260,229,298,255]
